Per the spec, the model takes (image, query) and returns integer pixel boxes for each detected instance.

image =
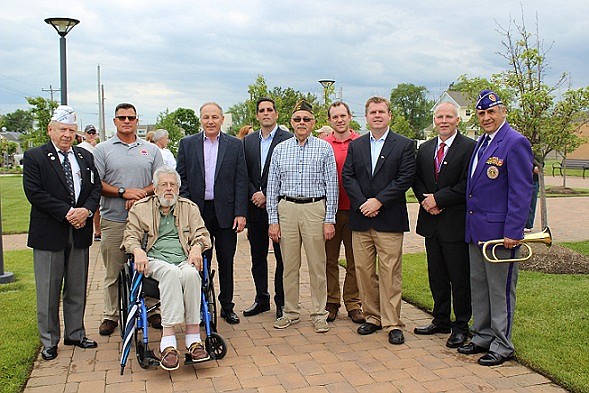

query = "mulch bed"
[520,243,589,274]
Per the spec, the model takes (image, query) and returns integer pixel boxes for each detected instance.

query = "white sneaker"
[314,319,329,333]
[274,316,299,329]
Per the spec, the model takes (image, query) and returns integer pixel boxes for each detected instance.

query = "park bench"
[551,159,589,179]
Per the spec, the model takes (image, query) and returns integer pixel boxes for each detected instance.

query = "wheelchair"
[119,254,227,374]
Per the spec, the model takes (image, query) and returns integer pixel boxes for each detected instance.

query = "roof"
[433,91,473,109]
[0,132,22,143]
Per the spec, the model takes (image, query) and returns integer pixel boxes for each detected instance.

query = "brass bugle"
[478,227,552,263]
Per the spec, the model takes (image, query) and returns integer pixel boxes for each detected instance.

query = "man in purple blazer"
[458,90,533,366]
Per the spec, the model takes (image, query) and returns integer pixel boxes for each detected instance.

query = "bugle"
[478,227,552,263]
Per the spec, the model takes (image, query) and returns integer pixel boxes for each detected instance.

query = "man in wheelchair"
[122,166,212,371]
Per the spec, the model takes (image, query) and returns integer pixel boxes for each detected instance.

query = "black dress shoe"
[446,332,468,348]
[243,302,270,316]
[457,342,488,355]
[147,314,163,330]
[357,322,382,335]
[64,337,98,349]
[276,306,284,319]
[221,309,240,324]
[478,351,512,366]
[388,329,405,345]
[413,323,451,335]
[41,346,58,360]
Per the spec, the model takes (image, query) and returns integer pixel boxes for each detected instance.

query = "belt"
[280,196,325,204]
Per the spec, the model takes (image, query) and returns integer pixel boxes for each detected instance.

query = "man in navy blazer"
[23,106,101,361]
[342,96,416,345]
[176,102,248,324]
[413,102,476,348]
[458,90,533,366]
[242,97,292,318]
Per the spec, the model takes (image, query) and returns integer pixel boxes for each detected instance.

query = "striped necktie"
[59,150,76,206]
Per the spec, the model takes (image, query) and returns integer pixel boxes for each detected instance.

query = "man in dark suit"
[176,102,248,324]
[23,106,101,361]
[459,90,533,366]
[342,96,415,345]
[412,102,476,348]
[242,97,292,318]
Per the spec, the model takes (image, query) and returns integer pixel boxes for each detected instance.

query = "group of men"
[24,88,532,368]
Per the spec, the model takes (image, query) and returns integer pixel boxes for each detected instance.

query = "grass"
[0,175,30,234]
[0,250,39,393]
[402,241,589,393]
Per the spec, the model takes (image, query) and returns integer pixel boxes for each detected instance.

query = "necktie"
[59,150,76,206]
[435,142,446,180]
[477,135,490,162]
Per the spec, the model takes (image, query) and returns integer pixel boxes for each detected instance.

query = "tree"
[20,97,58,149]
[172,108,200,135]
[390,83,434,139]
[1,109,34,133]
[390,110,415,139]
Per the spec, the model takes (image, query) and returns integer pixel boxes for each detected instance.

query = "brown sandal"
[159,346,180,371]
[188,342,210,362]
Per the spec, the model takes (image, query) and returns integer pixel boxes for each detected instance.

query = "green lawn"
[0,175,30,234]
[403,242,589,393]
[0,250,39,393]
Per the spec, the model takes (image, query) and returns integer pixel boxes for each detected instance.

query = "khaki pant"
[278,199,329,321]
[325,210,361,311]
[352,229,405,332]
[148,260,202,326]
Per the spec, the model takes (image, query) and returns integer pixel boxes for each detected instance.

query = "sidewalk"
[11,188,588,392]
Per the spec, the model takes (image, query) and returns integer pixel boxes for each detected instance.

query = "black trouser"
[202,201,237,312]
[247,213,284,308]
[425,232,471,334]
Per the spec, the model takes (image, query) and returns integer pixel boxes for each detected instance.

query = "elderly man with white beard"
[122,166,212,371]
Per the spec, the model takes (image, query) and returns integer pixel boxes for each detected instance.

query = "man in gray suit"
[23,106,101,360]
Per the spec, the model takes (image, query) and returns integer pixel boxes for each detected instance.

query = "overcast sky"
[1,0,588,132]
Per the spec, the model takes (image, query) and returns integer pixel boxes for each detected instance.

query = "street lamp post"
[318,79,335,106]
[45,17,80,105]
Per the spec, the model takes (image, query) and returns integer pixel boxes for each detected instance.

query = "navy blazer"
[342,130,416,232]
[243,127,292,223]
[176,131,248,229]
[24,142,101,250]
[413,133,476,242]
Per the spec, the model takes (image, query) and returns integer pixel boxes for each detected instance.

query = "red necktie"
[435,142,446,180]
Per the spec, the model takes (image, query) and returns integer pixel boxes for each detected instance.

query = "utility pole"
[100,85,106,141]
[42,85,60,109]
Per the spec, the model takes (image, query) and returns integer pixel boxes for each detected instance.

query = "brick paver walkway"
[7,175,587,392]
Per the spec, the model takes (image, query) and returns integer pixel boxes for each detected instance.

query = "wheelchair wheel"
[118,268,129,339]
[206,272,218,332]
[205,332,227,360]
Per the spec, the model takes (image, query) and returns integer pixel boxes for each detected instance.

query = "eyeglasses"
[291,117,314,123]
[115,115,137,121]
[86,131,97,135]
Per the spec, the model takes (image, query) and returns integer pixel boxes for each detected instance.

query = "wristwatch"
[118,187,126,198]
[87,209,93,217]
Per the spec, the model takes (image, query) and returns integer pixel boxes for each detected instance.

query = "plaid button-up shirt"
[267,136,338,224]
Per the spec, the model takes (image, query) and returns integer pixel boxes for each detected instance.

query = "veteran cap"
[292,99,313,115]
[475,89,503,110]
[84,124,97,133]
[51,105,77,125]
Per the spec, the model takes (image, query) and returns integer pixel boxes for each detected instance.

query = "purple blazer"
[465,122,533,245]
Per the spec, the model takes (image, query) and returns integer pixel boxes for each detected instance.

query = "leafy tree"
[20,97,58,149]
[1,109,34,133]
[0,139,19,166]
[390,110,415,139]
[154,109,184,155]
[390,83,434,139]
[172,108,200,135]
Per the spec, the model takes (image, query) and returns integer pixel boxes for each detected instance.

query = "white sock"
[160,335,177,352]
[185,333,202,349]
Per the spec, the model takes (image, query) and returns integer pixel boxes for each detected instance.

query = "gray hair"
[433,101,460,117]
[153,166,181,188]
[152,128,169,143]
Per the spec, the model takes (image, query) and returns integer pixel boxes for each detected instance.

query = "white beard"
[158,193,178,207]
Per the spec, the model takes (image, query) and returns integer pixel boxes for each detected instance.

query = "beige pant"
[278,199,329,321]
[325,210,361,311]
[148,260,202,326]
[352,229,405,332]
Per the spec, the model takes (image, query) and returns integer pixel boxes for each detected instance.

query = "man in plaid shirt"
[267,100,338,333]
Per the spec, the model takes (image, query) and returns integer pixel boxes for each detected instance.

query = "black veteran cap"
[292,99,313,115]
[476,89,503,110]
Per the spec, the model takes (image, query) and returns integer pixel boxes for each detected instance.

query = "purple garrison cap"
[475,89,503,110]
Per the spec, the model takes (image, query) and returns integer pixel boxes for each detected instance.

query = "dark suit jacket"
[465,122,533,244]
[243,127,292,223]
[176,131,248,228]
[342,130,416,232]
[24,142,101,251]
[413,133,476,242]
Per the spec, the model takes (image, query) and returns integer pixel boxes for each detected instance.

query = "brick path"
[8,175,587,392]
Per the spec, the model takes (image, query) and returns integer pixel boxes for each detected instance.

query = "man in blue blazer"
[459,90,533,366]
[23,106,101,360]
[176,102,248,324]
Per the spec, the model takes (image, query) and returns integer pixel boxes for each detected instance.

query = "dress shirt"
[260,126,278,174]
[53,142,81,203]
[203,134,219,200]
[471,122,503,177]
[325,130,359,211]
[267,136,338,224]
[370,131,388,174]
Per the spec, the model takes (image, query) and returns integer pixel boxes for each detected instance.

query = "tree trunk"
[538,165,548,229]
